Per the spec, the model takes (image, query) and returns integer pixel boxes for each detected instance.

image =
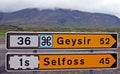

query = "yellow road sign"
[6,53,117,71]
[53,34,117,49]
[39,53,117,70]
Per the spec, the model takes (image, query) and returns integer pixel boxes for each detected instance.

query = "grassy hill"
[0,25,120,40]
[0,8,120,28]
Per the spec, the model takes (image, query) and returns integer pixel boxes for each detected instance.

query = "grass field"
[1,25,120,40]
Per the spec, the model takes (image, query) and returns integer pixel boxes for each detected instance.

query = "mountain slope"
[0,8,120,28]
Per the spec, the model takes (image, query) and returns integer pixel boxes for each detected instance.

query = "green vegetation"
[0,25,120,40]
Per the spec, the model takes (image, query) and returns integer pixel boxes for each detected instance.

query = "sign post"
[89,50,94,74]
[33,50,38,74]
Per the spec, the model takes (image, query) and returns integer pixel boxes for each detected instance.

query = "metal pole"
[89,70,94,74]
[89,50,94,74]
[33,50,37,74]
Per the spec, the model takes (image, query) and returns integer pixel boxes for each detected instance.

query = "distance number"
[100,38,110,44]
[99,58,110,64]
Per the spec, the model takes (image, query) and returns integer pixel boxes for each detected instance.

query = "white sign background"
[10,35,38,47]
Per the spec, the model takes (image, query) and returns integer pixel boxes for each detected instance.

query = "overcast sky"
[0,0,120,18]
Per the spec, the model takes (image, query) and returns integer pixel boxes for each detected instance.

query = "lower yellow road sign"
[6,53,117,71]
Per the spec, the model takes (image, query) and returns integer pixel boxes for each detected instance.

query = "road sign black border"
[6,32,118,50]
[5,52,118,72]
[6,33,39,49]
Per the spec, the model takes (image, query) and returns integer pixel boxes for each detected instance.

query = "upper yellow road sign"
[53,34,117,49]
[6,32,117,49]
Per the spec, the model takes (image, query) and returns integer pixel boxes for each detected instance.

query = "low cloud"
[0,0,120,18]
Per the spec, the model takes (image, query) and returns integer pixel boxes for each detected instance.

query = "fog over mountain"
[0,0,120,18]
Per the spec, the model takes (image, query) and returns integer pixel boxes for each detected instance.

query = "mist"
[0,0,120,18]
